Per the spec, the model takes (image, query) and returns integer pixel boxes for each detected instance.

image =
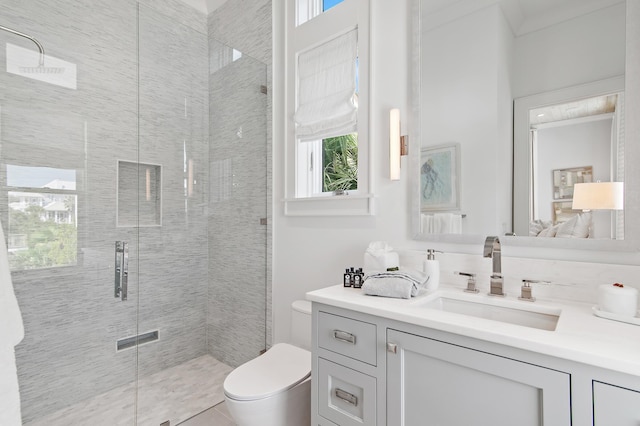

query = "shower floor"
[24,354,233,426]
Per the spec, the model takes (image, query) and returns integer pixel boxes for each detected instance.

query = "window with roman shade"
[294,28,358,142]
[283,0,372,215]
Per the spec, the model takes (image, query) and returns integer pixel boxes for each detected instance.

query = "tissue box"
[364,251,399,274]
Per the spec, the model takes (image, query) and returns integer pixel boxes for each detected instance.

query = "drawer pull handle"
[387,342,398,353]
[335,388,358,406]
[333,330,356,344]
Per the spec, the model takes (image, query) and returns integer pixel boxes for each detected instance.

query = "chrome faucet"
[483,236,504,296]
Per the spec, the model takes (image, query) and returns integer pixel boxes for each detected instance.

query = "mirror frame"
[410,0,640,261]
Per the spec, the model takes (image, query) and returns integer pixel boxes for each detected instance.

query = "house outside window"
[5,165,78,270]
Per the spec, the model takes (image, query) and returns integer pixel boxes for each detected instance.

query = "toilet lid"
[224,343,311,401]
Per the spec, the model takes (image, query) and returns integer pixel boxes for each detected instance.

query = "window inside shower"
[5,164,77,270]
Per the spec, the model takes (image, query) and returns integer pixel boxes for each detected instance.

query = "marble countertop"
[306,284,640,377]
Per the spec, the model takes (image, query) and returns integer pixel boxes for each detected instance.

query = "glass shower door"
[134,5,211,424]
[1,3,141,425]
[135,5,270,423]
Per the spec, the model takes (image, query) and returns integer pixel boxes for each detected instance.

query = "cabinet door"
[387,329,571,426]
[593,381,640,425]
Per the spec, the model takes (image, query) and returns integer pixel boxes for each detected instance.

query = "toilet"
[223,300,312,426]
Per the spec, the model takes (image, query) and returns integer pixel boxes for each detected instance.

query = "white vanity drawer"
[318,357,377,426]
[317,416,339,426]
[317,311,377,366]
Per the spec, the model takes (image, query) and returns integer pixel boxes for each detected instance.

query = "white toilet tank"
[290,300,312,351]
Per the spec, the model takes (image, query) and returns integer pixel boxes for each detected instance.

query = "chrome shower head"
[1,24,65,74]
[18,65,65,74]
[1,24,45,57]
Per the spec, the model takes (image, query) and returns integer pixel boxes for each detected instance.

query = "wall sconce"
[572,182,624,211]
[389,108,409,181]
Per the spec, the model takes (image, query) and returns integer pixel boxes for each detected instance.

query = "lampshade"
[572,182,624,210]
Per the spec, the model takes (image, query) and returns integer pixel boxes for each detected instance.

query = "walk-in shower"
[0,0,271,424]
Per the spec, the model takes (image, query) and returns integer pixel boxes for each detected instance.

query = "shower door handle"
[114,241,129,301]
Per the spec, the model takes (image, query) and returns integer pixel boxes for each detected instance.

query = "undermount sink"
[422,294,560,331]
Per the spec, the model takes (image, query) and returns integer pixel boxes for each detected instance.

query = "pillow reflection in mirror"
[533,213,592,238]
[537,224,559,238]
[555,212,592,238]
[529,219,552,236]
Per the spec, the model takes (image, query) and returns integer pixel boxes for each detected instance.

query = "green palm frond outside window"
[322,133,358,192]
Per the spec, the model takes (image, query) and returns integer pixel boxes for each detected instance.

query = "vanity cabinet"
[593,381,640,425]
[311,301,640,426]
[386,328,570,425]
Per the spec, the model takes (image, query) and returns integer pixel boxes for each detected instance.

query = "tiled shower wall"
[136,1,210,377]
[207,0,273,368]
[1,0,210,422]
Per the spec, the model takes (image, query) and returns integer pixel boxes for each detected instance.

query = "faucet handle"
[518,279,551,302]
[522,279,551,285]
[455,271,478,293]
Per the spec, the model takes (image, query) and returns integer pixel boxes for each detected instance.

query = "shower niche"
[117,160,162,227]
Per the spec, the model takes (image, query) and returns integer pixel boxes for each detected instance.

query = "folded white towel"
[0,219,24,426]
[362,268,429,299]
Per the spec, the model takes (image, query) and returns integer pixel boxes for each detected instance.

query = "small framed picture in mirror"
[552,166,593,200]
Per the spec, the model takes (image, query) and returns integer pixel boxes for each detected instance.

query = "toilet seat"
[224,343,311,401]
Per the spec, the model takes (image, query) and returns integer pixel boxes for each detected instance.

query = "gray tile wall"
[207,0,273,367]
[137,1,210,377]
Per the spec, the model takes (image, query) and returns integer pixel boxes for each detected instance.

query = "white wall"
[513,3,625,98]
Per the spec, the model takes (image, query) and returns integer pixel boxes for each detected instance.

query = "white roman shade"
[294,28,358,142]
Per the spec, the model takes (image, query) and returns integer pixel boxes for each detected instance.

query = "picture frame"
[552,166,593,200]
[420,144,460,211]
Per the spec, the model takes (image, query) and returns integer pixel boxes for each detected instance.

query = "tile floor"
[24,354,233,426]
[178,401,236,426]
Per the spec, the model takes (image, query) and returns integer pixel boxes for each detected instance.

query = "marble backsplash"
[399,250,640,307]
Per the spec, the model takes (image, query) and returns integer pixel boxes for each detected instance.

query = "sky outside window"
[7,165,76,188]
[323,0,343,12]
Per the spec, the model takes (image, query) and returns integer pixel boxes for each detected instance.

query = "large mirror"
[410,0,640,256]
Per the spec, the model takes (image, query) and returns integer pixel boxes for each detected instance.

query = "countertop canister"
[597,283,639,317]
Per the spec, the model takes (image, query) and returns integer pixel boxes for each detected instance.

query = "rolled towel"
[362,268,429,299]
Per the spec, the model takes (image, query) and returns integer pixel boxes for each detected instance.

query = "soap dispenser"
[423,249,441,291]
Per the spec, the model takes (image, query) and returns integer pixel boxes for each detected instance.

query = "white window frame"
[284,0,373,216]
[296,140,324,196]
